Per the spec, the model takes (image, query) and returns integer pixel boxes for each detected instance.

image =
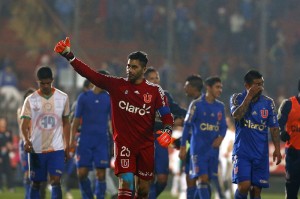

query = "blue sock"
[51,184,62,199]
[187,186,196,199]
[211,176,225,199]
[95,180,106,199]
[196,183,210,199]
[235,189,248,199]
[79,178,94,199]
[29,185,40,199]
[148,183,156,199]
[24,178,31,199]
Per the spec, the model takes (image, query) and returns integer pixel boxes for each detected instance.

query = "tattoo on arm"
[232,98,251,121]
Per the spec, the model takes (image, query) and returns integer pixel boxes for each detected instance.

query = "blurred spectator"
[54,0,74,31]
[229,10,245,54]
[268,39,286,88]
[0,117,15,192]
[0,65,18,87]
[142,0,155,42]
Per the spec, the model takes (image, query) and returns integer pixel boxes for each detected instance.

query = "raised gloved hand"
[54,37,74,61]
[280,131,290,142]
[156,125,172,148]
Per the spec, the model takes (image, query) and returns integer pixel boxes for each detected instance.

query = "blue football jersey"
[75,90,111,135]
[230,91,278,159]
[182,95,227,156]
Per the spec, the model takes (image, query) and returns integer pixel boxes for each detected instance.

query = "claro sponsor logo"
[244,119,266,131]
[200,123,219,131]
[290,125,300,132]
[119,101,151,115]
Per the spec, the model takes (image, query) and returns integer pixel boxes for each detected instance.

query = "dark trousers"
[0,156,14,189]
[285,148,300,199]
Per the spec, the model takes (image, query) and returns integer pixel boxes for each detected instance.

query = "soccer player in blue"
[144,67,186,199]
[179,74,204,199]
[180,76,227,199]
[204,77,226,199]
[71,70,111,199]
[230,70,282,199]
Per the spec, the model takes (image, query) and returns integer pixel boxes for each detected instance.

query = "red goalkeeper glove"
[54,37,74,61]
[156,125,172,148]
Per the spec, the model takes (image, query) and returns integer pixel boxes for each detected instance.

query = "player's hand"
[156,126,172,148]
[171,137,181,150]
[212,135,223,148]
[280,131,290,142]
[179,146,186,160]
[247,84,263,99]
[54,37,74,61]
[64,146,71,162]
[24,140,34,153]
[273,148,282,165]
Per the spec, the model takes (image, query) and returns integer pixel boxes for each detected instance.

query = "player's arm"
[269,99,282,165]
[62,116,71,148]
[212,106,227,148]
[157,108,174,148]
[270,127,282,165]
[156,87,174,147]
[71,118,80,143]
[20,117,33,153]
[165,91,187,118]
[277,99,291,142]
[62,115,71,160]
[54,37,114,91]
[179,102,196,160]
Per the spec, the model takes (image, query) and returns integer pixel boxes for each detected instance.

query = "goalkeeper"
[54,37,174,199]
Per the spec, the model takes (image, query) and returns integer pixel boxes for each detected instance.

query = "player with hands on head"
[230,69,282,199]
[20,66,71,199]
[277,79,300,199]
[54,37,174,199]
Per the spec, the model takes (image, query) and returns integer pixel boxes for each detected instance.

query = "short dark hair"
[37,66,53,80]
[128,51,148,67]
[186,74,203,92]
[83,79,91,89]
[298,79,300,92]
[144,67,157,78]
[244,70,262,84]
[205,76,221,87]
[23,88,35,101]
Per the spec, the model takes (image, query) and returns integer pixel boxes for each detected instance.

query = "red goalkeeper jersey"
[70,58,173,149]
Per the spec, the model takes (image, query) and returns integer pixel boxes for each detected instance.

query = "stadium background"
[0,0,299,198]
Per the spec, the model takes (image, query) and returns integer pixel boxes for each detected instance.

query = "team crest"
[217,111,222,120]
[121,159,129,168]
[261,109,268,118]
[143,93,152,103]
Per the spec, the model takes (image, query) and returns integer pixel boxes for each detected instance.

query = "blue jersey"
[75,90,111,136]
[230,91,278,159]
[182,95,227,156]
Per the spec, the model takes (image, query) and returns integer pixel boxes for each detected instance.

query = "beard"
[253,91,262,99]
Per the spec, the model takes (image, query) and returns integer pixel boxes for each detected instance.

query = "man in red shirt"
[54,37,174,199]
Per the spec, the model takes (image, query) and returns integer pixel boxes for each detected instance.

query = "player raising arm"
[54,37,174,199]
